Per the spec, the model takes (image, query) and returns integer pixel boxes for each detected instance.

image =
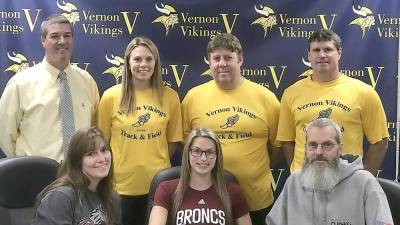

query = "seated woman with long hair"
[148,128,252,225]
[31,127,120,225]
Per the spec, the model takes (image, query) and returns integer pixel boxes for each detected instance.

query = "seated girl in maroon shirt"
[148,128,252,225]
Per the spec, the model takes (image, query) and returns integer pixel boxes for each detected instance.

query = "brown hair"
[37,127,115,225]
[171,128,233,225]
[40,14,73,39]
[206,33,243,60]
[308,29,342,51]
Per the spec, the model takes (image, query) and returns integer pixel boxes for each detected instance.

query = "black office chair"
[145,166,238,224]
[377,178,400,225]
[0,156,59,225]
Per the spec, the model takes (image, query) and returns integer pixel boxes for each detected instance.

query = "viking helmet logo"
[56,0,80,26]
[251,4,277,37]
[299,57,313,77]
[4,51,29,74]
[152,3,179,36]
[200,56,212,76]
[349,4,375,38]
[103,53,124,84]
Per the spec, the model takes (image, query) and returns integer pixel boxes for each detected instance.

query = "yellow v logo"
[268,66,287,89]
[170,64,189,87]
[220,13,239,33]
[71,62,91,71]
[365,66,384,89]
[22,9,42,32]
[121,11,140,34]
[270,168,286,191]
[318,14,337,30]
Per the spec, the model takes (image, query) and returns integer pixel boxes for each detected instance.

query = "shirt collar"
[42,58,72,82]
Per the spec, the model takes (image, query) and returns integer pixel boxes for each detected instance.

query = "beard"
[300,155,340,192]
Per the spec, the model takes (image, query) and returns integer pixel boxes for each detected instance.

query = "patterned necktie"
[58,71,75,155]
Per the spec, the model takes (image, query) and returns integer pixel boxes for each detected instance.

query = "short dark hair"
[206,33,243,59]
[41,14,73,39]
[308,29,341,51]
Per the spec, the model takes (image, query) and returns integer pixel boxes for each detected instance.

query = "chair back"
[0,156,59,225]
[145,166,238,224]
[377,178,400,225]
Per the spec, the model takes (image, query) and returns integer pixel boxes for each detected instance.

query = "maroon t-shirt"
[154,179,250,225]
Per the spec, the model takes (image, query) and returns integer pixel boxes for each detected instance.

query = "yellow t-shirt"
[277,74,388,172]
[182,79,280,210]
[97,84,183,195]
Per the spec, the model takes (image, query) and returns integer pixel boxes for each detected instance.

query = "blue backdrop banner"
[1,0,399,191]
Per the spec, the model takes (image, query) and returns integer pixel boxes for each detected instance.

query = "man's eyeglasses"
[189,148,217,159]
[306,141,338,151]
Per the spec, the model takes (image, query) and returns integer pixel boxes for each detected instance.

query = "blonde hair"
[120,37,163,114]
[171,128,233,225]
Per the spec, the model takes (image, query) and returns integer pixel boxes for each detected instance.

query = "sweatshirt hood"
[337,156,364,182]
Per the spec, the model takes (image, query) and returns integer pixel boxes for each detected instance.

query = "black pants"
[120,194,148,225]
[250,205,273,225]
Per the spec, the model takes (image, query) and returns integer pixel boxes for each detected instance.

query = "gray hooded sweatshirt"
[266,157,393,225]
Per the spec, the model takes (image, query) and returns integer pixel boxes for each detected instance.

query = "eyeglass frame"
[306,141,339,152]
[189,148,218,159]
